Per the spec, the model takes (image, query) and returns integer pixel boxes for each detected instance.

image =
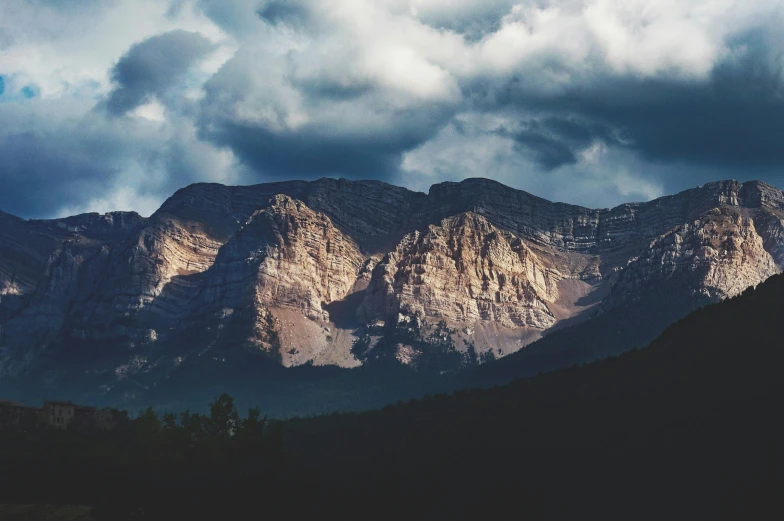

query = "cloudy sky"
[2,0,784,218]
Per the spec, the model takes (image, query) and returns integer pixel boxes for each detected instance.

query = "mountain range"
[1,177,783,411]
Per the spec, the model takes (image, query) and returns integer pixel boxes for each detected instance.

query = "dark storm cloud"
[198,80,454,182]
[202,122,405,181]
[415,0,518,42]
[257,1,309,27]
[192,0,266,35]
[192,0,311,34]
[619,32,784,170]
[472,26,784,196]
[0,124,119,217]
[195,44,456,183]
[0,102,243,218]
[292,78,374,102]
[499,117,621,170]
[105,30,215,115]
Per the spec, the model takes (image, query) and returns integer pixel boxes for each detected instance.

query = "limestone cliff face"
[0,211,144,303]
[602,207,779,310]
[239,195,366,317]
[359,213,561,330]
[192,195,365,365]
[0,212,146,341]
[0,211,60,317]
[0,210,222,354]
[2,178,784,390]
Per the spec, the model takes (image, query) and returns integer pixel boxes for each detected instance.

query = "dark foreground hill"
[2,272,783,519]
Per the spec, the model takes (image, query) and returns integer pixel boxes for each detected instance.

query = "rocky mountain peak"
[359,211,562,357]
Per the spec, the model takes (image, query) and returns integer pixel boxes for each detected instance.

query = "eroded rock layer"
[191,195,365,366]
[359,213,561,330]
[602,207,779,310]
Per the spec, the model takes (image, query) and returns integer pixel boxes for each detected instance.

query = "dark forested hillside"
[2,273,783,519]
[279,272,784,516]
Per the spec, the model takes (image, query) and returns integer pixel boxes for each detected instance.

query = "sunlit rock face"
[602,207,779,310]
[359,213,561,330]
[191,194,367,367]
[1,178,783,388]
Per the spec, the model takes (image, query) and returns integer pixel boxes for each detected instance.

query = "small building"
[43,401,100,429]
[0,399,24,428]
[43,400,77,429]
[1,398,119,431]
[0,399,44,429]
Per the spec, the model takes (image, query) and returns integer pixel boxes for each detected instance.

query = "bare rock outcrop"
[202,194,364,319]
[603,207,779,310]
[360,213,562,331]
[185,195,366,366]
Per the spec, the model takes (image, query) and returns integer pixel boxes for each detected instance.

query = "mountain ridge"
[1,177,783,410]
[10,177,783,229]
